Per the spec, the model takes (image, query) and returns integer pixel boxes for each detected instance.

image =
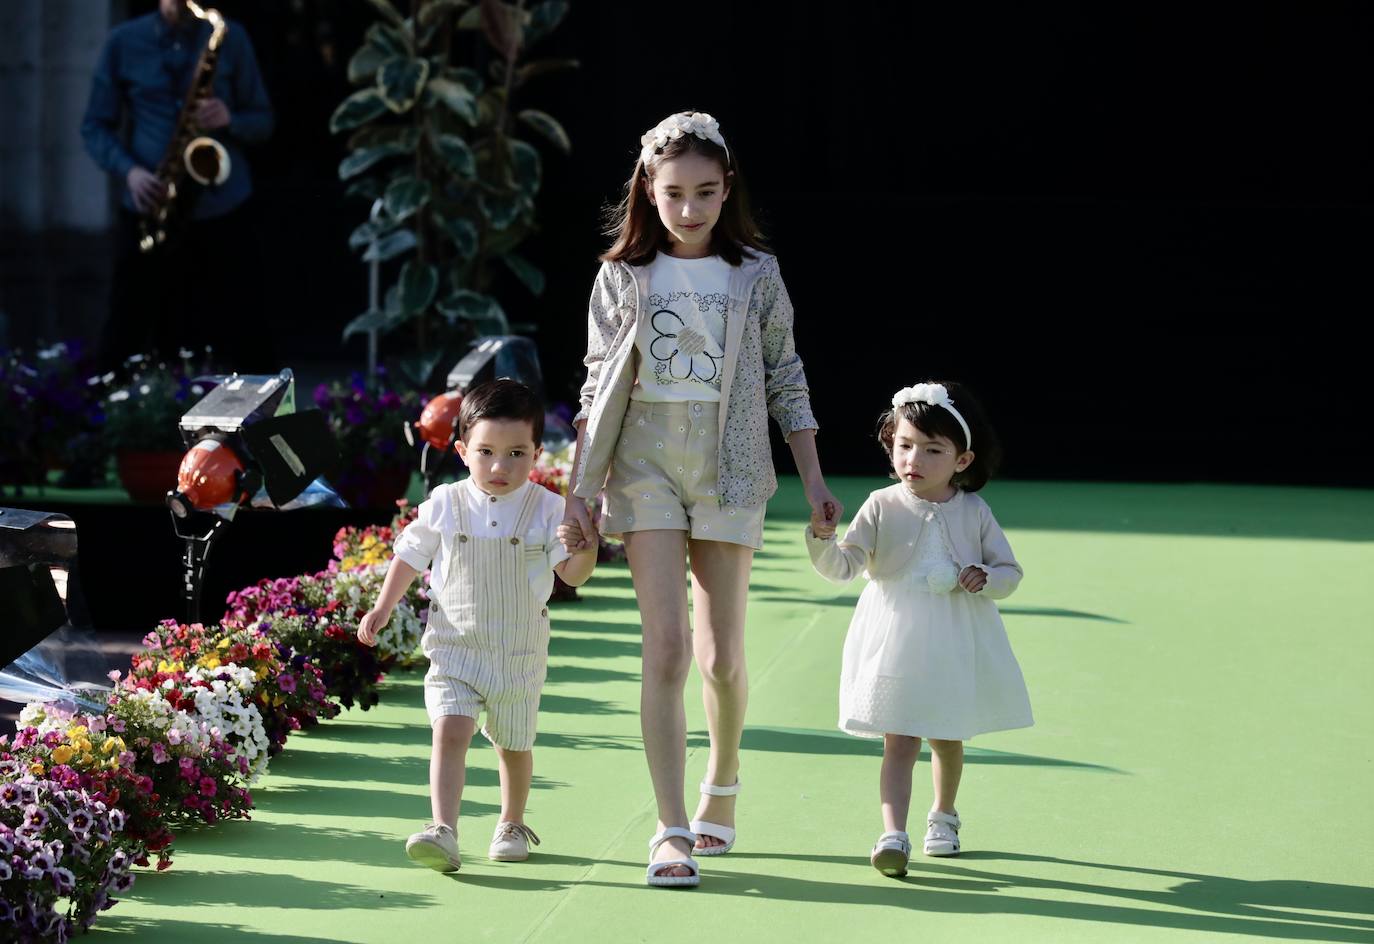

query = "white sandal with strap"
[690,779,739,856]
[646,827,700,887]
[871,830,912,877]
[924,809,961,856]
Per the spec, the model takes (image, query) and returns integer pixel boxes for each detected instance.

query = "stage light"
[416,391,463,451]
[164,369,341,619]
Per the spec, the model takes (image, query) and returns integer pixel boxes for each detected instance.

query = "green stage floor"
[93,478,1374,943]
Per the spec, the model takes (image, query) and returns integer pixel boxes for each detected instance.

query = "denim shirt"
[81,12,273,220]
[573,251,818,509]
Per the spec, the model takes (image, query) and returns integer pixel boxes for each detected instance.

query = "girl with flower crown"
[807,381,1032,878]
[560,110,841,887]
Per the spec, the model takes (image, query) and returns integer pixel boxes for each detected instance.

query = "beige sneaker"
[406,823,461,872]
[488,822,541,861]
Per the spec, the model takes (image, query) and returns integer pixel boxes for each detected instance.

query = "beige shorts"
[424,670,540,751]
[601,399,765,549]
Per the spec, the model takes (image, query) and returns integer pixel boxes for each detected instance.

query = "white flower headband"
[639,112,730,167]
[891,383,973,450]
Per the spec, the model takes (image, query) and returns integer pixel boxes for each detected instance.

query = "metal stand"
[170,508,229,623]
[420,436,461,498]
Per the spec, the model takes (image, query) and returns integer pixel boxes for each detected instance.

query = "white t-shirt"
[631,252,731,402]
[393,478,571,605]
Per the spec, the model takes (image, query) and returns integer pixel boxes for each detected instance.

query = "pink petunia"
[151,743,169,764]
[199,777,217,797]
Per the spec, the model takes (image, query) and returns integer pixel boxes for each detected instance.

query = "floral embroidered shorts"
[601,399,765,550]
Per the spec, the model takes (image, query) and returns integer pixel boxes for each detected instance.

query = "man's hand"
[126,166,166,214]
[195,97,231,130]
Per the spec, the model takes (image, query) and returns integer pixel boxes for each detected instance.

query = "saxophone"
[138,1,232,253]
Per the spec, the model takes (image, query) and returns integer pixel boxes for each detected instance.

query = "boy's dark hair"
[877,380,1002,492]
[601,111,769,267]
[457,378,544,445]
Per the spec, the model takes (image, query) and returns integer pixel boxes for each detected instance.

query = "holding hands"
[559,496,599,552]
[806,481,843,541]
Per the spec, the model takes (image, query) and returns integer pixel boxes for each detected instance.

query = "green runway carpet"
[93,478,1374,943]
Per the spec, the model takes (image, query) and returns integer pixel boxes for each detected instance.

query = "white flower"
[892,382,952,409]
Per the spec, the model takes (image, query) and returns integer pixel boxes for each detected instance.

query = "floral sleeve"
[756,257,818,438]
[575,262,627,425]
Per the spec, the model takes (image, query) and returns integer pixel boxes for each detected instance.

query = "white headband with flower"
[639,112,730,166]
[891,383,973,450]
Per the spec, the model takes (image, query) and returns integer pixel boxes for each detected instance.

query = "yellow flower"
[158,659,184,674]
[75,739,92,754]
[341,556,358,570]
[51,745,75,765]
[217,637,232,649]
[199,655,222,670]
[255,665,270,680]
[272,694,286,707]
[111,737,127,754]
[80,753,95,767]
[67,725,88,740]
[361,534,377,548]
[101,739,119,755]
[29,762,45,775]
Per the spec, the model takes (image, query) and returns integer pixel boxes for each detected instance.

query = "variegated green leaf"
[398,260,439,313]
[517,109,570,154]
[378,56,430,113]
[383,177,432,223]
[426,77,479,124]
[500,253,545,296]
[329,88,389,133]
[433,134,476,178]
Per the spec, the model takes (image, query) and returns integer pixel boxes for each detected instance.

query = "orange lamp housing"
[173,439,247,511]
[417,392,463,451]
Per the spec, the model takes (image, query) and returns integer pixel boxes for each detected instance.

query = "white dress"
[836,496,1033,741]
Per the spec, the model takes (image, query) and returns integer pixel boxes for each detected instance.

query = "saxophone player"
[81,0,274,371]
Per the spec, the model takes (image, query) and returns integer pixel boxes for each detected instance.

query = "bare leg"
[624,529,694,877]
[880,734,921,834]
[430,714,476,830]
[494,746,533,824]
[687,538,754,850]
[928,738,964,814]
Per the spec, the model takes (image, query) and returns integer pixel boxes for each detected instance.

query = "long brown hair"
[601,113,770,267]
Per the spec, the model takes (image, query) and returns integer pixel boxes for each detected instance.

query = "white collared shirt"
[394,478,572,604]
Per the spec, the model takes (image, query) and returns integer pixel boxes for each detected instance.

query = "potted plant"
[101,354,207,502]
[313,370,420,507]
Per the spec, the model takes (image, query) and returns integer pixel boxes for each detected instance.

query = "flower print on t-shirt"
[645,290,728,390]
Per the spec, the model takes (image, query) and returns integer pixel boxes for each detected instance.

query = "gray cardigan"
[572,251,818,508]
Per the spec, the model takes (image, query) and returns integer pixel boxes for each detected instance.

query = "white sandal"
[690,779,739,856]
[924,810,961,856]
[870,830,912,877]
[645,826,700,887]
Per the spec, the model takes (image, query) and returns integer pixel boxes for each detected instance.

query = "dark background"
[123,0,1374,486]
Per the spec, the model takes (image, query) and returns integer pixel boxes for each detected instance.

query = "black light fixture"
[165,369,340,620]
[0,508,79,671]
[405,336,573,495]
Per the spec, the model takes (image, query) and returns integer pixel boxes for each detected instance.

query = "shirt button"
[490,495,497,502]
[510,537,520,545]
[490,521,498,527]
[541,607,548,617]
[459,535,469,543]
[699,429,706,436]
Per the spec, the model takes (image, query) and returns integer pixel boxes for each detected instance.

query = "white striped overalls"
[421,483,550,751]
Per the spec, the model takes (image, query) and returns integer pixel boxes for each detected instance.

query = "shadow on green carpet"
[120,868,434,909]
[681,727,1123,771]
